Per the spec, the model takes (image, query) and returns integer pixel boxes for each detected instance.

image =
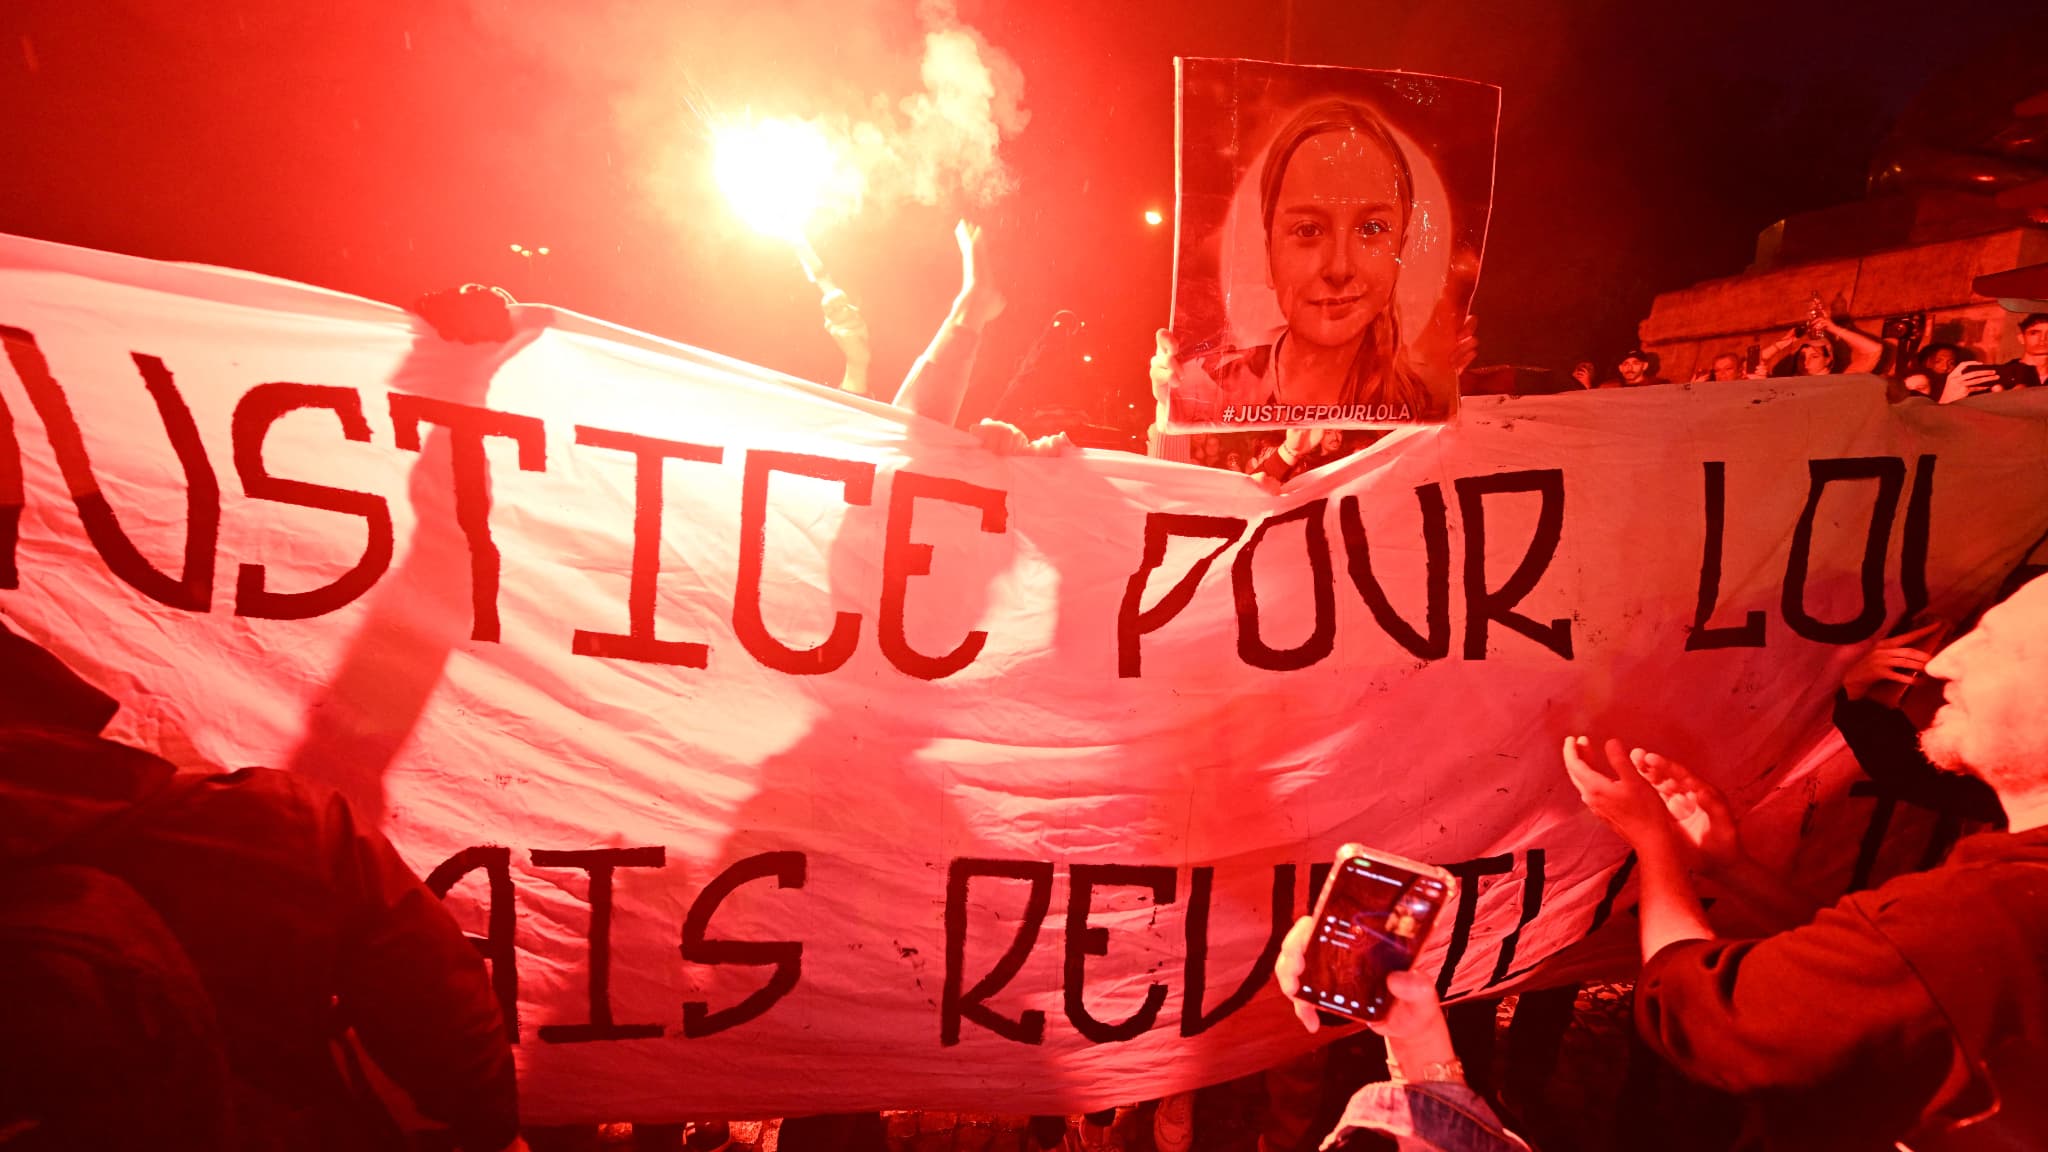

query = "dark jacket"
[0,726,518,1150]
[1634,826,2048,1150]
[1833,691,2003,824]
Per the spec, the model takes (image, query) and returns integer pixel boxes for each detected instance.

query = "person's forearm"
[1834,324,1883,374]
[1636,838,1715,959]
[1250,447,1295,482]
[1383,1015,1460,1081]
[895,311,979,425]
[839,358,870,396]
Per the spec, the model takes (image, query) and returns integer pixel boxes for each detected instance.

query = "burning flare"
[712,117,858,242]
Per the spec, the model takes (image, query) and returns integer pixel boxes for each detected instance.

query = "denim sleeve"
[1322,1080,1531,1152]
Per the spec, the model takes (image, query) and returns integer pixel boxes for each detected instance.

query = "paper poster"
[1166,59,1500,434]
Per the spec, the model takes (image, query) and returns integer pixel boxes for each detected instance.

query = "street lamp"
[508,243,551,296]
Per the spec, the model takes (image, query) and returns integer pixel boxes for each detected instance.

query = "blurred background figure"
[1900,341,1964,397]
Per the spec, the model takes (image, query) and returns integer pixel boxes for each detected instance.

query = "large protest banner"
[4,231,2048,1120]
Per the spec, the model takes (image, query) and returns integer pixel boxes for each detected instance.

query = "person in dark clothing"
[1833,620,2006,892]
[1941,312,2048,399]
[1,863,236,1151]
[1610,348,1666,388]
[1834,689,2003,825]
[1562,571,2048,1151]
[0,620,521,1151]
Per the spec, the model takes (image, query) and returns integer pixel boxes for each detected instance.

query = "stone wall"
[1638,227,2048,381]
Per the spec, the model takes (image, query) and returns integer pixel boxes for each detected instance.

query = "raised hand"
[1637,751,1740,869]
[820,287,870,359]
[1150,328,1224,429]
[972,419,1072,458]
[952,221,1005,332]
[410,284,516,344]
[1562,736,1684,857]
[1843,621,1943,700]
[1453,313,1481,377]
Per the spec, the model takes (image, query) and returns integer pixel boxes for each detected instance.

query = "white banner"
[3,232,2047,1121]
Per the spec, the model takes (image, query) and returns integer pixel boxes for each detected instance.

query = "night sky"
[4,0,2039,422]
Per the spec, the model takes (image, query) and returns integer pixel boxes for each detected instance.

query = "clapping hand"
[1636,750,1741,870]
[1562,736,1686,858]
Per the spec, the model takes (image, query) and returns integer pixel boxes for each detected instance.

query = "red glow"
[712,118,857,241]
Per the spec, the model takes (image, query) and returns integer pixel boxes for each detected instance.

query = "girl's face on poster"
[1266,129,1405,351]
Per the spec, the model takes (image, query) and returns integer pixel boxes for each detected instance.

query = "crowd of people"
[1560,301,2046,405]
[6,197,2048,1151]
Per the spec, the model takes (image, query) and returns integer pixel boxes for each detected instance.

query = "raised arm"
[1144,329,1206,463]
[894,221,1004,426]
[1635,750,1824,929]
[819,284,871,396]
[1562,737,1715,958]
[1755,328,1802,375]
[1816,316,1885,374]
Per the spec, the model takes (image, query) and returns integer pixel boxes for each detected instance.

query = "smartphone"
[1961,361,2040,395]
[1988,362,2040,392]
[1297,846,1457,1024]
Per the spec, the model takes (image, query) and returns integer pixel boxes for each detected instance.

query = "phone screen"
[1298,855,1450,1022]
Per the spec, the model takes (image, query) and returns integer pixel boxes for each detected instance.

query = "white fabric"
[3,231,2047,1120]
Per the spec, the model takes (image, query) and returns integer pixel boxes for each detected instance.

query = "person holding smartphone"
[1939,312,2048,402]
[1273,863,1535,1151]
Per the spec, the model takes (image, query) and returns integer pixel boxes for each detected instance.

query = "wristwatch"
[1385,1055,1466,1084]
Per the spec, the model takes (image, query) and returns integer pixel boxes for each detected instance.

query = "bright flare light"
[713,118,849,242]
[1144,209,1165,226]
